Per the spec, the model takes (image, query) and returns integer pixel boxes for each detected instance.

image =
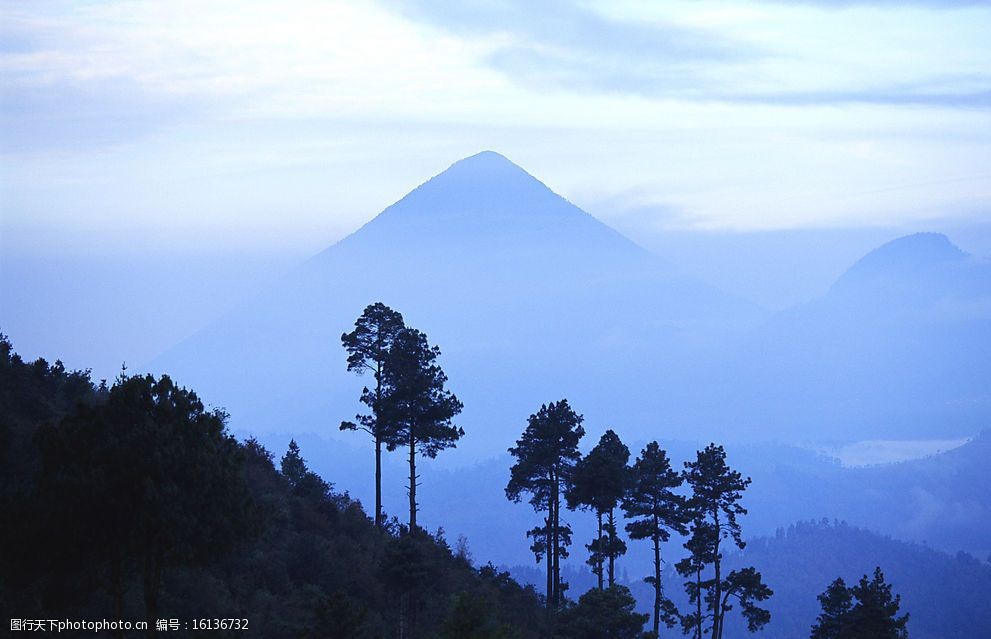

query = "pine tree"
[281,439,307,486]
[848,568,909,639]
[678,444,771,639]
[556,585,649,639]
[340,302,406,528]
[280,439,331,499]
[622,441,687,638]
[810,569,908,639]
[506,399,585,609]
[810,578,853,639]
[384,327,463,532]
[568,429,630,589]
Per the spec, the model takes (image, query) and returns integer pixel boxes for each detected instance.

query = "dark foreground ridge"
[0,335,548,638]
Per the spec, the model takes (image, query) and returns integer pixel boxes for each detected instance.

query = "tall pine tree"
[622,441,687,638]
[678,444,771,639]
[568,429,629,589]
[340,302,406,528]
[506,399,585,609]
[384,327,463,532]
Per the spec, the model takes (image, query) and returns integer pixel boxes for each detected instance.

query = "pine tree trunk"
[695,565,703,639]
[652,526,661,638]
[545,514,553,609]
[712,510,722,639]
[375,438,383,528]
[607,508,616,587]
[596,511,604,590]
[551,474,560,607]
[408,430,417,531]
[375,364,384,529]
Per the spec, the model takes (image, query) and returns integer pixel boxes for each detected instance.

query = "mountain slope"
[151,152,761,458]
[722,520,991,639]
[151,154,990,449]
[713,232,991,439]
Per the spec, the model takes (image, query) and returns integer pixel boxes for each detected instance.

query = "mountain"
[151,153,990,451]
[712,232,991,440]
[721,520,991,639]
[150,151,761,458]
[260,429,991,573]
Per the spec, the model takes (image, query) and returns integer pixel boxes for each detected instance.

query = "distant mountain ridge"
[150,152,991,452]
[151,152,761,458]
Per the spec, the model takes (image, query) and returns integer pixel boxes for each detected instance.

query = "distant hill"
[720,520,991,639]
[714,232,991,439]
[265,429,991,573]
[503,520,991,639]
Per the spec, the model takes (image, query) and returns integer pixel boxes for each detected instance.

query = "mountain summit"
[829,232,985,305]
[834,232,967,287]
[355,151,638,261]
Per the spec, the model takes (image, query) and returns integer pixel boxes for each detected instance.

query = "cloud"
[768,0,985,6]
[381,0,762,98]
[487,45,991,108]
[0,78,210,153]
[728,88,991,108]
[381,0,991,108]
[382,0,757,62]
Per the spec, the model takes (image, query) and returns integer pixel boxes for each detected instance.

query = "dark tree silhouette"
[622,441,687,638]
[847,568,909,638]
[811,568,909,639]
[37,374,254,637]
[384,327,463,531]
[280,439,332,499]
[811,578,854,639]
[341,302,406,528]
[556,585,649,639]
[506,399,585,609]
[678,444,771,639]
[568,429,629,589]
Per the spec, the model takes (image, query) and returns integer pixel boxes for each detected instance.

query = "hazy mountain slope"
[720,520,991,639]
[714,232,991,439]
[263,430,990,573]
[504,520,991,639]
[151,151,761,457]
[152,153,990,451]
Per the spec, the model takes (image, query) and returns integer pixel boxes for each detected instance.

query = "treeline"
[502,399,770,639]
[332,304,913,638]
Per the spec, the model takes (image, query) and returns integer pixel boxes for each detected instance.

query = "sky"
[1,0,990,375]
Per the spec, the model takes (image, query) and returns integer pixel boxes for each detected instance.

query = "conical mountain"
[150,152,760,458]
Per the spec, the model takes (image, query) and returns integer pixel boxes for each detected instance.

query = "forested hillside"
[0,336,547,638]
[724,520,991,639]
